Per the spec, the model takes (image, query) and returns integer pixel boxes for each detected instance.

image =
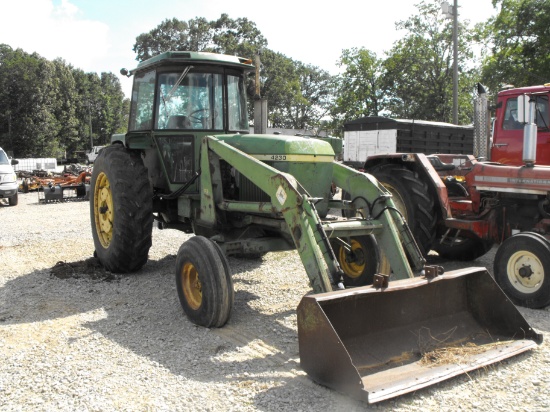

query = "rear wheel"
[331,235,388,286]
[176,236,234,327]
[90,144,153,273]
[494,232,550,309]
[369,164,437,256]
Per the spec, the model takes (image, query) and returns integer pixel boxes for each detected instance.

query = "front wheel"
[331,235,389,287]
[8,192,18,206]
[175,236,234,327]
[90,144,153,273]
[494,232,550,309]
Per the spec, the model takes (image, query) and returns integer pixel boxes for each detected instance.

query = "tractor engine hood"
[217,133,336,217]
[216,133,336,161]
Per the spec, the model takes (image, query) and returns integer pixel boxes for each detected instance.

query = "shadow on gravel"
[50,257,118,281]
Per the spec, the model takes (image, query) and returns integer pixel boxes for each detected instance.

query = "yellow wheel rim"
[338,239,366,278]
[93,172,114,248]
[181,262,202,310]
[507,250,544,293]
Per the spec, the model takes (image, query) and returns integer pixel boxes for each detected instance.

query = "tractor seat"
[426,155,456,171]
[167,115,191,129]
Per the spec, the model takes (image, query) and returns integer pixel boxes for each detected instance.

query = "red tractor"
[360,84,550,309]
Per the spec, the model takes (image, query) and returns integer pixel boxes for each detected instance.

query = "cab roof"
[498,84,550,97]
[130,51,255,75]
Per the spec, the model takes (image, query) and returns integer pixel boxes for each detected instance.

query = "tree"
[97,72,128,145]
[0,44,129,157]
[210,14,267,57]
[52,58,79,155]
[382,0,477,124]
[133,17,226,61]
[0,47,58,156]
[479,0,550,92]
[330,48,386,128]
[133,15,267,62]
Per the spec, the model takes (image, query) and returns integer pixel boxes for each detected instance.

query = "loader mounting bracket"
[424,265,444,279]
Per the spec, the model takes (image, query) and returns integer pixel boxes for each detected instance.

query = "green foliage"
[133,14,267,62]
[331,48,386,126]
[257,50,333,129]
[330,1,478,127]
[133,18,207,61]
[210,14,268,57]
[382,0,477,124]
[0,44,128,158]
[480,0,550,92]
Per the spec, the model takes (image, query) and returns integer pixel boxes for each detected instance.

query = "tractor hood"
[216,133,335,217]
[217,134,336,161]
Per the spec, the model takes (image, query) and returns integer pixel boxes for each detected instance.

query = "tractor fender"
[362,153,452,220]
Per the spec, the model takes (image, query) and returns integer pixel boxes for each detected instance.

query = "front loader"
[89,51,541,403]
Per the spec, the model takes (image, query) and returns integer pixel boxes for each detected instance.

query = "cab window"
[129,70,156,131]
[503,96,549,130]
[157,71,223,131]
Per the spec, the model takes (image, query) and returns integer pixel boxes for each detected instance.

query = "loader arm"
[201,136,419,293]
[200,135,335,292]
[332,162,426,273]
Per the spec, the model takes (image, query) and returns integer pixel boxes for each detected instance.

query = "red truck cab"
[492,85,550,165]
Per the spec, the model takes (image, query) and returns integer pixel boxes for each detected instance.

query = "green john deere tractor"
[90,51,541,403]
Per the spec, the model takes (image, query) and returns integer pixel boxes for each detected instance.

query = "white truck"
[86,146,105,164]
[0,147,19,206]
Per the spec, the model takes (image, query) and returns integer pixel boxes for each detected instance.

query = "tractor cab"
[116,51,255,195]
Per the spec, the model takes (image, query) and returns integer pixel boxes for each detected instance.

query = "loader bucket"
[297,267,542,404]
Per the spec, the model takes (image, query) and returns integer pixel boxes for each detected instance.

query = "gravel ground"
[1,192,549,412]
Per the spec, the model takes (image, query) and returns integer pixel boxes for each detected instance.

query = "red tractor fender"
[362,153,452,221]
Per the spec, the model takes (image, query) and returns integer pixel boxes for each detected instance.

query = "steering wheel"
[188,108,210,124]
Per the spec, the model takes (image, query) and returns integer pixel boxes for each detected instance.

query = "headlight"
[0,173,16,183]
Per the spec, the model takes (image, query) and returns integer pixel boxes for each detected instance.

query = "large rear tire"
[90,144,153,273]
[494,232,550,309]
[176,236,234,327]
[369,164,437,256]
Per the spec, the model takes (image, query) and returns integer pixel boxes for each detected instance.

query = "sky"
[0,0,499,98]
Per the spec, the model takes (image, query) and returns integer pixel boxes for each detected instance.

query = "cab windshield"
[156,70,249,132]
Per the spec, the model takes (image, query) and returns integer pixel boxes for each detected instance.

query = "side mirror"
[11,159,18,166]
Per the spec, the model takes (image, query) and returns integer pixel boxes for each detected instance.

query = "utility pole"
[89,101,93,149]
[452,0,458,124]
[442,0,459,124]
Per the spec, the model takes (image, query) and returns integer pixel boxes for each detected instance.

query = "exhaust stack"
[517,94,537,166]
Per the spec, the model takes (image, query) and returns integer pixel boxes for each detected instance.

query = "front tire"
[90,144,153,273]
[8,192,18,206]
[331,235,388,286]
[176,236,234,327]
[494,232,550,309]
